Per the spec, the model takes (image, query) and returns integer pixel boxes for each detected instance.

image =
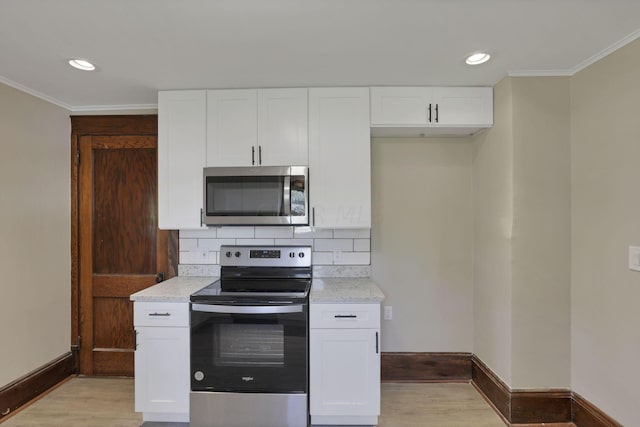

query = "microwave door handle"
[191,304,303,314]
[283,176,291,217]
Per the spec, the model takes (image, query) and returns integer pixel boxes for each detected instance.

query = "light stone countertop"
[310,277,385,303]
[129,276,218,302]
[130,275,384,304]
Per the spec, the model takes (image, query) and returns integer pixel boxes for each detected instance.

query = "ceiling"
[2,0,640,111]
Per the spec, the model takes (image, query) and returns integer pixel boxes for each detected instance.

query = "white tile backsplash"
[255,227,295,239]
[334,251,370,265]
[217,227,255,238]
[198,238,236,251]
[275,238,314,247]
[294,227,333,238]
[180,228,217,238]
[312,251,334,265]
[236,238,276,246]
[314,238,353,252]
[179,250,216,265]
[178,226,371,275]
[333,228,371,238]
[354,238,371,252]
[179,238,198,251]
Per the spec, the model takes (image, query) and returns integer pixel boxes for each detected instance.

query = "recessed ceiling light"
[465,52,491,65]
[68,58,96,71]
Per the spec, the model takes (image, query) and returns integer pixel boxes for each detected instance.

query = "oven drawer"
[310,303,380,329]
[134,302,189,327]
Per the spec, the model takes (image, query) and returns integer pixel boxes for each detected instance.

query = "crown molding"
[0,75,72,111]
[70,104,158,113]
[571,28,640,74]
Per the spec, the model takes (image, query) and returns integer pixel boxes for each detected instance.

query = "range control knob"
[225,251,232,258]
[289,252,295,258]
[194,371,205,381]
[298,252,305,258]
[235,251,241,258]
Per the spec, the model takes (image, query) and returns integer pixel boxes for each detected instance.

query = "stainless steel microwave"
[202,166,309,226]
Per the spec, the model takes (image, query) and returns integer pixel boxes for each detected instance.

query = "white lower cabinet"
[134,302,190,422]
[310,303,381,425]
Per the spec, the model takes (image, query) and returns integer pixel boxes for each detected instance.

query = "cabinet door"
[309,88,371,228]
[310,328,380,417]
[134,326,189,414]
[158,90,206,229]
[433,87,493,125]
[370,87,433,125]
[207,89,258,166]
[258,88,308,166]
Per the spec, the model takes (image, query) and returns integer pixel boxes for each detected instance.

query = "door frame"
[70,115,178,373]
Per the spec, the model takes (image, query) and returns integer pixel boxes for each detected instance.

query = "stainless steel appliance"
[190,245,311,427]
[202,166,308,226]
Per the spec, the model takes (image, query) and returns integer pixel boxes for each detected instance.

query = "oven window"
[206,176,284,216]
[214,323,284,367]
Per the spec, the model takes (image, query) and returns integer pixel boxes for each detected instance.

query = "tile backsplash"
[178,226,371,277]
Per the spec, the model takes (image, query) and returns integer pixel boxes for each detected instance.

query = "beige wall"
[472,76,572,389]
[571,39,640,426]
[371,137,474,352]
[510,77,571,389]
[0,82,71,386]
[472,78,514,384]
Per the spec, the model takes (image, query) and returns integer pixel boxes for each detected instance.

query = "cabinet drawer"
[310,303,380,329]
[134,302,189,327]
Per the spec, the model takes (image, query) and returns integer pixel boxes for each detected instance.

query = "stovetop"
[190,278,311,303]
[190,245,312,304]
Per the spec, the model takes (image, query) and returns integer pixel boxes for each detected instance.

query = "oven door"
[190,303,308,393]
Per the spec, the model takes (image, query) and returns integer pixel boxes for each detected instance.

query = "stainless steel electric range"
[189,245,311,427]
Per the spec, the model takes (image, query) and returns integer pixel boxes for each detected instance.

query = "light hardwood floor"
[2,377,506,426]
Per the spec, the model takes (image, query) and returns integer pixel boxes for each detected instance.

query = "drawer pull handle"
[149,312,171,317]
[334,314,357,319]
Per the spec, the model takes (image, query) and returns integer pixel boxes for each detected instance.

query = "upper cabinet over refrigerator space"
[370,86,493,137]
[207,88,308,167]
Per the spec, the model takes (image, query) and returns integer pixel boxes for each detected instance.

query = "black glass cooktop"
[190,278,311,303]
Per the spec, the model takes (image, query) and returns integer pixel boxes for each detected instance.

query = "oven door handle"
[191,303,304,314]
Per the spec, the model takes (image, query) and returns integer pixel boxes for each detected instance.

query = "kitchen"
[1,1,640,426]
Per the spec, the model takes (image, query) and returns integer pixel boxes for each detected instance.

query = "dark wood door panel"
[93,148,157,275]
[93,298,135,349]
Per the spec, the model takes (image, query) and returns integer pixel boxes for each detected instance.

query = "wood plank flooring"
[2,377,507,426]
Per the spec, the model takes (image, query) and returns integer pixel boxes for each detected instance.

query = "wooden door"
[72,116,177,376]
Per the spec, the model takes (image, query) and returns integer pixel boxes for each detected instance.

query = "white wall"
[0,82,71,386]
[571,38,640,426]
[371,137,474,352]
[472,78,514,384]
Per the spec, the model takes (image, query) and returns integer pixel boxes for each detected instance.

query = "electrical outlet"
[384,305,392,320]
[629,246,640,271]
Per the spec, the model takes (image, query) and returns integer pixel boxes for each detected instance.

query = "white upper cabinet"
[370,86,493,136]
[258,88,308,166]
[207,88,308,167]
[309,88,371,229]
[432,87,493,125]
[158,90,206,230]
[370,86,434,125]
[206,89,258,167]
